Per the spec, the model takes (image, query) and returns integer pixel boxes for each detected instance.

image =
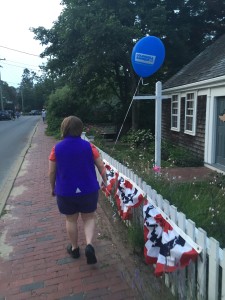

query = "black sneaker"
[67,244,80,259]
[85,244,97,264]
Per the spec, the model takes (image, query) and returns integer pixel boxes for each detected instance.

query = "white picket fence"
[93,145,225,300]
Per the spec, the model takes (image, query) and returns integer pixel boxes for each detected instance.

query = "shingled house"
[162,34,225,172]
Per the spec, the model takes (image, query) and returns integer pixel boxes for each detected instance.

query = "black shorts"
[56,191,99,215]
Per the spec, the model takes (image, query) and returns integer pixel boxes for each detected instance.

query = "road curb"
[0,122,39,216]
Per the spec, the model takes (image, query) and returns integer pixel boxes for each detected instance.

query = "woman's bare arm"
[94,157,107,186]
[48,160,56,196]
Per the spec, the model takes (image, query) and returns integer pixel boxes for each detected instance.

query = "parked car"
[29,110,37,115]
[29,110,41,115]
[0,110,11,120]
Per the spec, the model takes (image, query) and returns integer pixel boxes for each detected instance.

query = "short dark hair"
[61,116,83,138]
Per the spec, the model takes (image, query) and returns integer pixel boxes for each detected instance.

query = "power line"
[4,59,44,68]
[0,45,41,57]
[0,47,48,86]
[0,45,47,71]
[2,61,42,72]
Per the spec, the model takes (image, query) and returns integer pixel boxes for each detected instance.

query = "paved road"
[0,115,40,192]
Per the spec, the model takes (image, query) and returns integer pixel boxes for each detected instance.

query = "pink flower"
[153,165,161,173]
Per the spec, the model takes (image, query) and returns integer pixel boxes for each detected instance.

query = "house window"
[184,92,197,135]
[171,94,180,131]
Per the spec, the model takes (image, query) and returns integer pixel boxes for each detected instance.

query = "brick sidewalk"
[0,121,171,300]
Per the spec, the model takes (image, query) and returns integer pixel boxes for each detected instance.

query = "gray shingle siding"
[161,95,206,161]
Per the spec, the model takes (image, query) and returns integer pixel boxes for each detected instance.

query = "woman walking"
[48,116,107,264]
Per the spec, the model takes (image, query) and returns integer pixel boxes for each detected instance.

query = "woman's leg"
[81,212,96,245]
[81,212,97,264]
[65,213,79,249]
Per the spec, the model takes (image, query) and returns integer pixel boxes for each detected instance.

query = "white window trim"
[184,92,197,136]
[171,94,181,132]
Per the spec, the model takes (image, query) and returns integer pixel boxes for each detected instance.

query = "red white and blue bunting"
[101,159,202,277]
[143,198,201,276]
[101,161,119,197]
[115,174,145,220]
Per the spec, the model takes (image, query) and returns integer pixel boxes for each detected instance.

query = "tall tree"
[33,1,139,107]
[18,69,36,112]
[0,82,17,111]
[31,0,225,125]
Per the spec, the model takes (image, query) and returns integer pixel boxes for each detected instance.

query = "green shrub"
[47,85,78,118]
[45,85,79,138]
[121,129,154,148]
[46,115,62,139]
[168,146,203,167]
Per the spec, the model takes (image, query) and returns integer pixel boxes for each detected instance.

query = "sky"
[0,0,63,88]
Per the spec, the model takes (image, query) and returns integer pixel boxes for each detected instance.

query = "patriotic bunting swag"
[101,160,201,276]
[101,160,144,219]
[143,199,200,276]
[115,175,145,220]
[101,160,119,197]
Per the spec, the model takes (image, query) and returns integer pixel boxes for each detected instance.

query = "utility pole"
[0,58,6,111]
[0,65,3,111]
[20,87,24,112]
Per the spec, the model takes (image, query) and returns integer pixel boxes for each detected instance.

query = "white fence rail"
[95,147,225,300]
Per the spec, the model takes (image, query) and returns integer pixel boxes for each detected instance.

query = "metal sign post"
[155,81,162,168]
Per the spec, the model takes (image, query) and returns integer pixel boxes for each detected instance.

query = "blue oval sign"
[131,36,165,78]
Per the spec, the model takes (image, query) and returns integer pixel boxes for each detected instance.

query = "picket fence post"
[177,212,188,299]
[162,199,170,217]
[186,219,197,299]
[170,205,178,224]
[196,228,207,300]
[222,249,225,300]
[208,237,220,300]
